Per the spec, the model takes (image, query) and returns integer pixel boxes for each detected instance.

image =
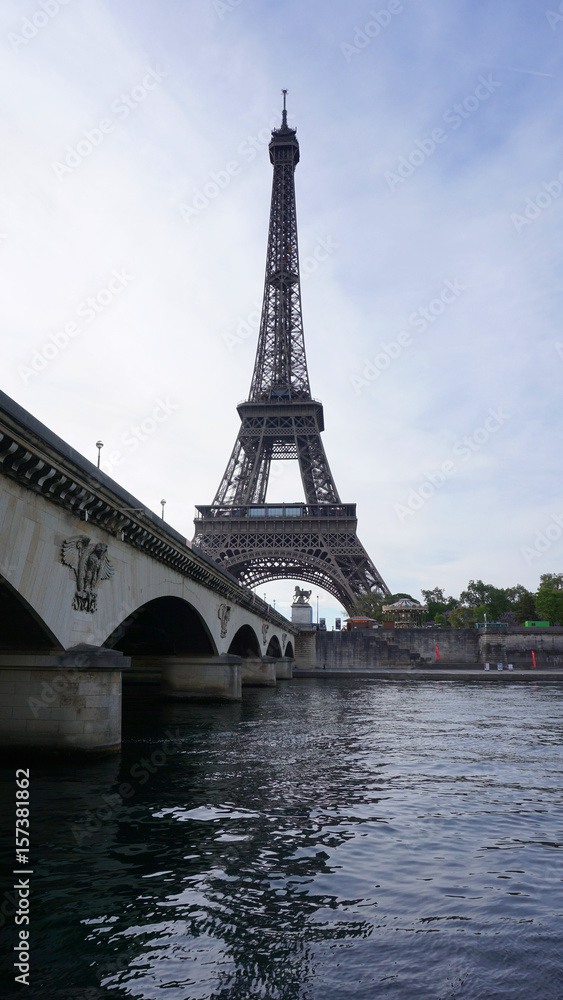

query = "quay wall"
[312,627,563,670]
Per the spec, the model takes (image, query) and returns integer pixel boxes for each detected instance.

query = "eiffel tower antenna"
[193,99,389,611]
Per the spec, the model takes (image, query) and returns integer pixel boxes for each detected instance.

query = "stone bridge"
[0,391,296,753]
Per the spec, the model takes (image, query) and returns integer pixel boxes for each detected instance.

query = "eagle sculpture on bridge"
[61,535,114,613]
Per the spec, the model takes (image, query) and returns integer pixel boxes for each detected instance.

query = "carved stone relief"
[218,603,231,638]
[61,535,114,613]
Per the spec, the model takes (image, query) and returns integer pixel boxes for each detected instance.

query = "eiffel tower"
[193,93,389,612]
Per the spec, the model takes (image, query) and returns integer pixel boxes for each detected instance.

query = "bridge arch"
[104,596,217,657]
[228,624,261,658]
[284,640,294,658]
[266,634,282,658]
[0,575,63,653]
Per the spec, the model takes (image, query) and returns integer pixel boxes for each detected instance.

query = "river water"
[1,678,563,1000]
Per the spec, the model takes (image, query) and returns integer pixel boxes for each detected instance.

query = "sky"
[1,0,562,625]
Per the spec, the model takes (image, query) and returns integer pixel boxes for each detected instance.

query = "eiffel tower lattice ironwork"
[193,94,389,611]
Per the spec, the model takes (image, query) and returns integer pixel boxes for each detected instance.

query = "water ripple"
[1,680,562,999]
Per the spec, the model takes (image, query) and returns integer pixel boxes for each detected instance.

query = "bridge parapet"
[0,389,293,634]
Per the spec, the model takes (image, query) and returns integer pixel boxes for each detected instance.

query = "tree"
[421,587,456,623]
[459,580,489,607]
[536,576,563,624]
[421,587,447,604]
[500,611,518,625]
[539,573,563,590]
[350,593,384,621]
[472,604,488,624]
[352,576,563,627]
[350,592,417,622]
[506,586,536,624]
[448,606,477,628]
[459,580,512,621]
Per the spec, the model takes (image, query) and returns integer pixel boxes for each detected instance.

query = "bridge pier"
[160,655,242,701]
[275,657,294,680]
[241,656,277,687]
[0,645,128,753]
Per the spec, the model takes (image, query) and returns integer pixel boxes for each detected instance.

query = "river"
[1,678,562,999]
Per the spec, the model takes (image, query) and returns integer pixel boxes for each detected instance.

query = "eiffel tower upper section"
[212,95,340,510]
[194,95,389,610]
[249,96,309,405]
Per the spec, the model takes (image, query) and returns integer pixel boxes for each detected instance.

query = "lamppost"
[96,440,103,469]
[161,499,166,520]
[316,594,319,626]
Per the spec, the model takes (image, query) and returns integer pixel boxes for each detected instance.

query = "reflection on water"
[1,679,563,999]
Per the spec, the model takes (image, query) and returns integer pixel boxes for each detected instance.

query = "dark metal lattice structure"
[193,95,389,611]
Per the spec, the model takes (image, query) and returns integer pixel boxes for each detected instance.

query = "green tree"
[505,586,536,624]
[472,604,489,624]
[539,573,563,590]
[459,580,511,621]
[459,579,489,607]
[448,606,477,628]
[535,575,563,624]
[350,593,384,621]
[421,586,456,623]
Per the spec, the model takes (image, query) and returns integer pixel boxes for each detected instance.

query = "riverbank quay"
[294,666,563,682]
[297,626,563,672]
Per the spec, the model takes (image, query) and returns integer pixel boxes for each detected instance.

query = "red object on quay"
[435,644,440,661]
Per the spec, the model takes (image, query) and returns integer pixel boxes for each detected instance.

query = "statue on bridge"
[293,586,312,606]
[61,535,114,613]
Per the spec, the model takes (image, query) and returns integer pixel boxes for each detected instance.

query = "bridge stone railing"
[0,389,292,632]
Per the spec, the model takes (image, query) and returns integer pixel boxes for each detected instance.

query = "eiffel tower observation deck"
[193,93,389,612]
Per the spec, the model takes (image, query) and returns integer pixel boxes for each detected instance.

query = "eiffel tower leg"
[213,423,273,507]
[296,431,340,505]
